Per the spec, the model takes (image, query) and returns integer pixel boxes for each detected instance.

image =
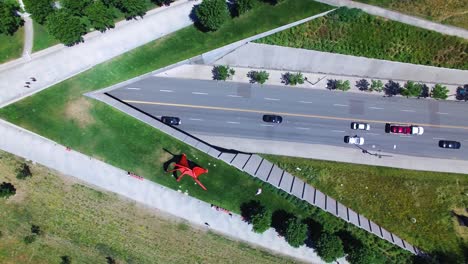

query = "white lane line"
[295,127,310,130]
[261,124,274,127]
[401,109,415,112]
[159,89,173,92]
[298,101,313,104]
[436,112,448,115]
[366,133,379,136]
[192,92,208,95]
[333,104,348,107]
[264,97,280,101]
[227,94,242,98]
[189,118,203,121]
[369,106,384,110]
[399,135,413,138]
[433,137,445,140]
[331,130,345,133]
[227,121,240,124]
[127,87,140,90]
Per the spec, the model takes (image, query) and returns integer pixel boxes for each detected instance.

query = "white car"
[344,135,364,145]
[351,122,370,130]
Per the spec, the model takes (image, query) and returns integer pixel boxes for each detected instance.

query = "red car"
[386,124,424,135]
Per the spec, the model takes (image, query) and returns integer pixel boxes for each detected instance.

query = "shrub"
[119,0,147,19]
[421,84,430,98]
[327,79,337,90]
[84,0,115,32]
[0,0,23,35]
[212,65,235,81]
[384,80,401,97]
[252,208,272,233]
[106,256,116,264]
[282,72,304,86]
[456,84,468,101]
[401,81,423,98]
[0,182,16,198]
[23,0,54,24]
[431,84,449,100]
[370,80,383,92]
[17,163,32,179]
[284,217,308,247]
[347,246,377,264]
[46,10,87,46]
[235,0,256,16]
[61,256,71,264]
[356,79,369,91]
[336,80,350,91]
[61,0,93,16]
[195,0,230,32]
[31,224,42,235]
[330,7,363,22]
[247,70,269,84]
[316,233,345,262]
[151,0,174,6]
[23,234,36,244]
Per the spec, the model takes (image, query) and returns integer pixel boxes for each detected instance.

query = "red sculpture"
[167,154,208,190]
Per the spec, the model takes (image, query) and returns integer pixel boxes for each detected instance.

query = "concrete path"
[0,0,200,108]
[0,119,332,264]
[21,15,33,60]
[216,43,468,86]
[314,0,468,39]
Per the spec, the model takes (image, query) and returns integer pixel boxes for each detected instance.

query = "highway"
[108,77,468,160]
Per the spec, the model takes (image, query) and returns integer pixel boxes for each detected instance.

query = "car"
[386,124,424,135]
[161,116,181,125]
[263,114,282,124]
[351,122,370,130]
[344,135,364,145]
[438,140,461,149]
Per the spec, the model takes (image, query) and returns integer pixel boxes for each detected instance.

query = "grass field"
[263,154,468,263]
[255,7,468,70]
[32,21,60,52]
[0,28,24,64]
[0,151,298,264]
[355,0,468,29]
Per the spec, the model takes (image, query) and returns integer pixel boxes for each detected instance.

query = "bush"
[370,80,383,92]
[17,163,32,179]
[431,84,449,100]
[316,233,345,262]
[24,0,54,24]
[118,0,147,19]
[195,0,230,32]
[284,217,308,247]
[0,0,23,35]
[235,0,256,16]
[384,80,401,97]
[252,208,272,233]
[327,79,337,90]
[84,0,115,32]
[60,256,71,264]
[31,224,42,235]
[282,72,304,86]
[330,7,363,22]
[456,84,468,101]
[336,80,350,91]
[212,65,235,81]
[347,246,377,264]
[151,0,174,6]
[0,182,16,198]
[356,79,369,91]
[421,84,430,98]
[23,234,36,244]
[61,0,93,16]
[401,81,423,98]
[247,70,269,84]
[46,10,87,46]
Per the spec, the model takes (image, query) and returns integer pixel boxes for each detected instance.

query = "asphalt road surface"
[108,77,468,160]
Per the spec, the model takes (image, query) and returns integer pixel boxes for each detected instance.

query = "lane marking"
[333,104,348,107]
[261,124,274,127]
[264,97,280,101]
[227,94,242,98]
[227,121,240,124]
[436,112,448,115]
[192,92,208,95]
[123,100,468,131]
[401,109,415,112]
[299,101,313,104]
[399,135,413,138]
[159,89,173,92]
[366,133,379,136]
[295,127,310,130]
[433,137,445,140]
[127,87,140,90]
[331,130,345,133]
[189,118,203,121]
[369,107,384,110]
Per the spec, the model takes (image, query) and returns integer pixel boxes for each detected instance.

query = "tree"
[420,84,430,98]
[151,0,174,6]
[401,81,423,98]
[315,233,345,262]
[60,256,71,264]
[347,246,377,264]
[284,218,308,248]
[46,10,86,46]
[384,80,401,97]
[356,79,369,91]
[247,70,269,84]
[431,84,449,100]
[23,0,54,24]
[336,80,350,91]
[235,0,256,16]
[0,0,23,35]
[251,208,272,233]
[31,224,42,235]
[0,182,16,198]
[17,163,32,179]
[61,0,93,16]
[116,0,147,19]
[370,79,383,92]
[282,72,304,86]
[106,256,116,264]
[84,1,115,32]
[212,65,235,81]
[326,79,337,90]
[195,0,229,32]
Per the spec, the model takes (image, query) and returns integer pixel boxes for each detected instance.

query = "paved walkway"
[314,0,468,39]
[0,0,199,108]
[0,119,331,264]
[21,15,33,60]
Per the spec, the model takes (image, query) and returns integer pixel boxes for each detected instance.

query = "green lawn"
[0,1,414,262]
[263,154,468,263]
[355,0,468,29]
[255,7,468,70]
[32,21,60,52]
[0,27,24,64]
[0,151,297,264]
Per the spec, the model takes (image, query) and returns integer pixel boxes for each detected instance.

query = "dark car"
[438,140,461,149]
[262,114,282,124]
[161,116,181,126]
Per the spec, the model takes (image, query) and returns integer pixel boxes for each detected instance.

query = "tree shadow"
[303,217,323,248]
[240,200,262,223]
[271,210,295,237]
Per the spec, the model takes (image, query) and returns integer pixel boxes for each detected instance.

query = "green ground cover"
[32,21,59,52]
[0,151,296,264]
[263,154,468,263]
[256,7,468,70]
[355,0,468,29]
[0,27,24,64]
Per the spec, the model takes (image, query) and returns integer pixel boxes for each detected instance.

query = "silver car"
[344,135,365,145]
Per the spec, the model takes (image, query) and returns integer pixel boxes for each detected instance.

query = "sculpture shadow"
[162,148,203,180]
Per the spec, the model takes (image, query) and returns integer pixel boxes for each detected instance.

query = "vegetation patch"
[256,7,468,70]
[0,27,23,64]
[64,97,96,128]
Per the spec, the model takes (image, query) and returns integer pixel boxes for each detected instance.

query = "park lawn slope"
[0,28,24,64]
[32,21,60,52]
[354,0,468,29]
[0,150,297,264]
[255,7,468,70]
[263,154,468,263]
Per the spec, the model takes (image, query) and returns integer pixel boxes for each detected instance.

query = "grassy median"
[264,154,468,263]
[0,27,24,64]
